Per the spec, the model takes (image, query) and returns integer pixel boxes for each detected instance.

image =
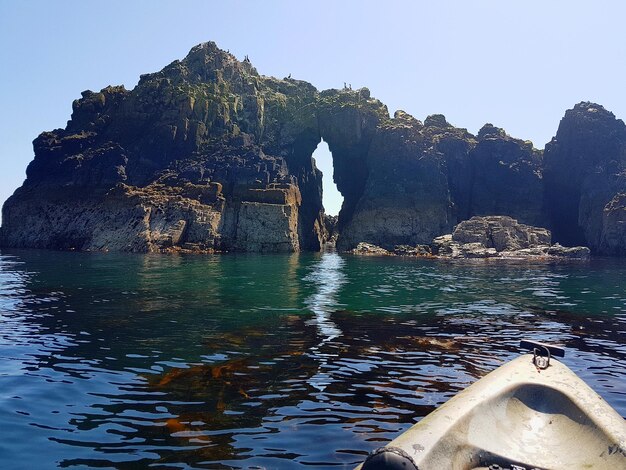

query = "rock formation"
[469,125,544,227]
[600,194,626,255]
[544,102,626,253]
[323,214,339,246]
[349,217,589,260]
[2,43,325,253]
[431,216,589,259]
[349,242,432,257]
[1,42,625,255]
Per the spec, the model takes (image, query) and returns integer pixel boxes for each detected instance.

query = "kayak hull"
[357,354,626,470]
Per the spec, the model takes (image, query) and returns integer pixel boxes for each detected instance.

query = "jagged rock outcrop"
[334,111,547,251]
[452,216,550,251]
[544,102,626,252]
[2,43,325,253]
[1,42,625,255]
[349,216,589,260]
[336,111,455,250]
[431,216,589,259]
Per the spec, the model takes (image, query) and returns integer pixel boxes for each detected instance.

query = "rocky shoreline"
[1,42,625,256]
[351,216,590,260]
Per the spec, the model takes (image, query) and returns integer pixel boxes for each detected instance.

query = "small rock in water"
[432,216,590,260]
[393,244,432,257]
[350,242,391,256]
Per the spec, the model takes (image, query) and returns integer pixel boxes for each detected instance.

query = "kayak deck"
[357,354,626,469]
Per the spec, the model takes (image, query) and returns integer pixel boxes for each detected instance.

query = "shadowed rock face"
[337,112,455,250]
[544,102,626,251]
[601,194,626,255]
[470,125,545,227]
[315,88,389,247]
[1,43,625,254]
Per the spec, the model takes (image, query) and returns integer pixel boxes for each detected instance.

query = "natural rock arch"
[2,43,626,255]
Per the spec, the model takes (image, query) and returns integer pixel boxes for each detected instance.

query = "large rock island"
[1,42,625,255]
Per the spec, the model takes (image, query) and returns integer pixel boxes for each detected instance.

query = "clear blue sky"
[1,1,625,216]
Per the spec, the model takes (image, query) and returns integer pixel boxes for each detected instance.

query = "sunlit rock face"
[430,216,590,260]
[1,43,325,253]
[1,43,625,255]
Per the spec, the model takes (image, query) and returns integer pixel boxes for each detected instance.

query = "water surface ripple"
[0,250,625,469]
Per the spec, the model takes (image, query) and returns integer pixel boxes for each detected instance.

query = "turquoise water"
[0,249,625,469]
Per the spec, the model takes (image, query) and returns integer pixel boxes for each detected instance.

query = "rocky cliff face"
[336,111,454,250]
[334,111,547,250]
[544,102,626,253]
[2,43,325,253]
[470,125,544,227]
[2,43,625,255]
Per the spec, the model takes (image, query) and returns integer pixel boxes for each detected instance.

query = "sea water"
[0,249,624,468]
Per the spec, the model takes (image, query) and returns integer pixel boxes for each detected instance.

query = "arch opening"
[312,139,343,216]
[312,139,343,248]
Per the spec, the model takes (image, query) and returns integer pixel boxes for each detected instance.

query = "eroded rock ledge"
[1,42,625,255]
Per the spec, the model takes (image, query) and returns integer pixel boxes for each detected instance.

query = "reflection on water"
[304,252,344,391]
[305,252,344,343]
[0,249,625,468]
